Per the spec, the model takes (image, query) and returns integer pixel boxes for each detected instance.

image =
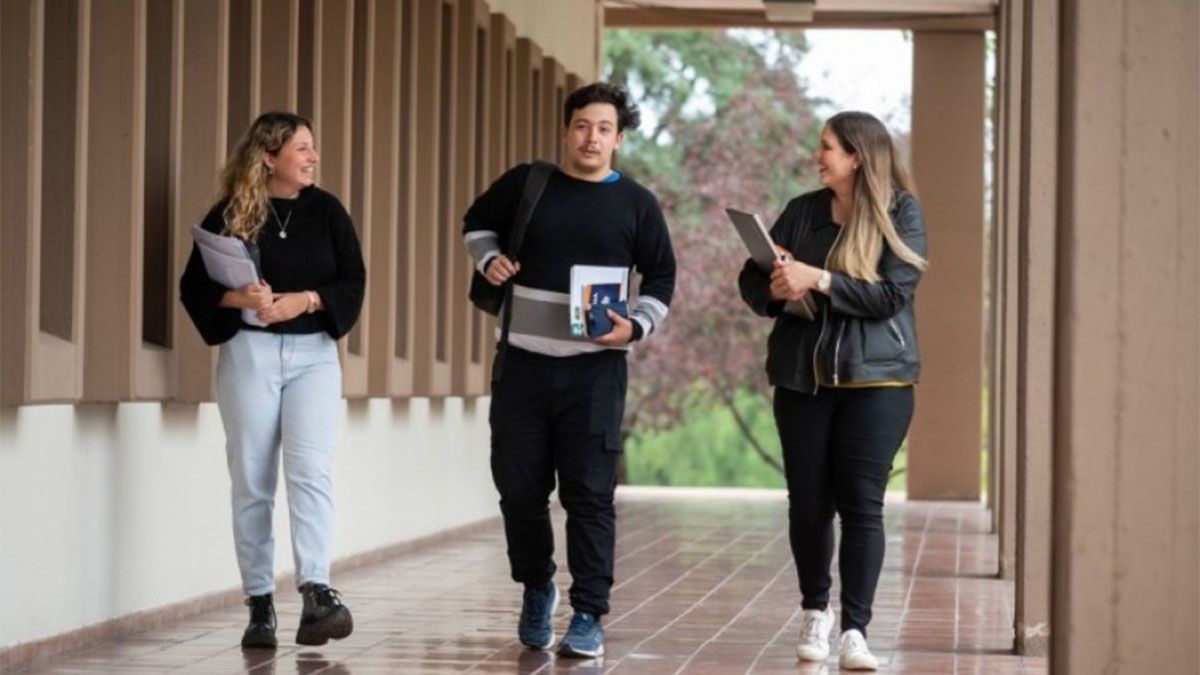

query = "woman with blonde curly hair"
[180,111,364,650]
[739,111,928,671]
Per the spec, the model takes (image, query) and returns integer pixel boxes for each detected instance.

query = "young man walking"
[461,82,676,658]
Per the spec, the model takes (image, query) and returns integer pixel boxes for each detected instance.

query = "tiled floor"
[14,488,1046,674]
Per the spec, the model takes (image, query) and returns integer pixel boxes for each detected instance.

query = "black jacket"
[738,187,927,393]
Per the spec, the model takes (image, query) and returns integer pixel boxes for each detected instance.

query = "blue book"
[585,283,627,337]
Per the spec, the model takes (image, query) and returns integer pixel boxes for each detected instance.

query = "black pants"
[774,385,914,636]
[489,347,626,617]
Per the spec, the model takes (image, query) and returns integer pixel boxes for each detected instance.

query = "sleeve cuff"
[630,318,645,341]
[476,252,498,275]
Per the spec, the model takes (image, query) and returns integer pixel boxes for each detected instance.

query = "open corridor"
[14,490,1046,674]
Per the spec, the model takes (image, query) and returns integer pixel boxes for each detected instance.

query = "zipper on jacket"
[888,318,906,348]
[811,223,845,394]
[832,319,844,386]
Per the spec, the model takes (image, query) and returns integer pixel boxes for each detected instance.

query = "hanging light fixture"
[763,0,817,23]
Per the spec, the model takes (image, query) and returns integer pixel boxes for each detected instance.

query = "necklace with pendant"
[267,200,293,239]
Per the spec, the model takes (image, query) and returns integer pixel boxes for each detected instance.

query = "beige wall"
[489,0,600,81]
[0,399,494,649]
[1051,0,1199,671]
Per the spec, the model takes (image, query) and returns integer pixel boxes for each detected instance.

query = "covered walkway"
[15,491,1044,674]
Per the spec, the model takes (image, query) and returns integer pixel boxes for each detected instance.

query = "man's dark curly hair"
[562,82,641,132]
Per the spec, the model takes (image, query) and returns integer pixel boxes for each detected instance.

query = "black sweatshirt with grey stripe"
[462,163,676,355]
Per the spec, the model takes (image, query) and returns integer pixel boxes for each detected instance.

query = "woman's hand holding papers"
[221,281,273,310]
[217,282,318,325]
[257,292,310,324]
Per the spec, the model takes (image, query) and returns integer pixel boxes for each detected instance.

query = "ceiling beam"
[603,1,996,31]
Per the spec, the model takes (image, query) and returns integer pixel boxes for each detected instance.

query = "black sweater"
[179,186,366,346]
[462,164,676,339]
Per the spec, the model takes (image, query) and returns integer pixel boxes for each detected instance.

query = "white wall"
[490,0,600,79]
[0,397,495,648]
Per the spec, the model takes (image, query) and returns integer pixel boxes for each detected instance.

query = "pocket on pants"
[587,358,627,452]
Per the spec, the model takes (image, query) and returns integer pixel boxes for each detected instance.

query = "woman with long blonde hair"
[180,111,365,650]
[738,111,928,671]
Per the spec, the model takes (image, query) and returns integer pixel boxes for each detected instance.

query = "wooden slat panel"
[449,0,489,395]
[513,37,541,165]
[1,0,40,404]
[172,0,228,402]
[411,0,454,395]
[365,0,410,396]
[540,56,566,162]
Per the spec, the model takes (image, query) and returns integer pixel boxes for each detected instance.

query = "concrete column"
[991,0,1023,580]
[1052,0,1199,671]
[907,31,986,500]
[985,8,1004,535]
[1013,0,1056,656]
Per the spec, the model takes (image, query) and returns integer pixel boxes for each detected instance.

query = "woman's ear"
[261,153,274,174]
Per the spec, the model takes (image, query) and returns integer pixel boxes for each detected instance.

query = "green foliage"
[624,389,785,488]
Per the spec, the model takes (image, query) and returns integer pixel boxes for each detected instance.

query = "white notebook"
[569,265,629,337]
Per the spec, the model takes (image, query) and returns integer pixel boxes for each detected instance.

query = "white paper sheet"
[191,225,267,327]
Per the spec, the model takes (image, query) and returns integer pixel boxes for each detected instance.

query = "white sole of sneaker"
[797,646,830,662]
[839,656,879,671]
[558,643,604,659]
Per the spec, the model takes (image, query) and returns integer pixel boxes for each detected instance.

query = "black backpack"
[467,160,554,378]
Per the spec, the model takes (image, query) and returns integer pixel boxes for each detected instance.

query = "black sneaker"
[296,583,354,646]
[240,593,277,649]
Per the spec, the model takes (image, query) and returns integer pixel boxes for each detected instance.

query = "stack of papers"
[191,225,267,327]
[569,265,628,337]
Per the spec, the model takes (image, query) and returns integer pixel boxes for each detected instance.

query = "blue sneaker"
[558,611,605,658]
[517,582,559,649]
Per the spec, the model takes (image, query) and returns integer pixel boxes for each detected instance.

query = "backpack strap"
[493,160,555,382]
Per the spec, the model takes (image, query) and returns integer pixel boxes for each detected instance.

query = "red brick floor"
[14,489,1046,673]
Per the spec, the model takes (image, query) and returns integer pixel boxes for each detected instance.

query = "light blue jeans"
[216,330,342,596]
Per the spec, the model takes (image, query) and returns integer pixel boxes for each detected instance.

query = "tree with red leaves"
[605,29,823,475]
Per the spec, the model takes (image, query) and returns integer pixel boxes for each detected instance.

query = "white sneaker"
[838,629,879,671]
[796,606,835,661]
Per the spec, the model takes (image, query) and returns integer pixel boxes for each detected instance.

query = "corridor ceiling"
[603,0,997,30]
